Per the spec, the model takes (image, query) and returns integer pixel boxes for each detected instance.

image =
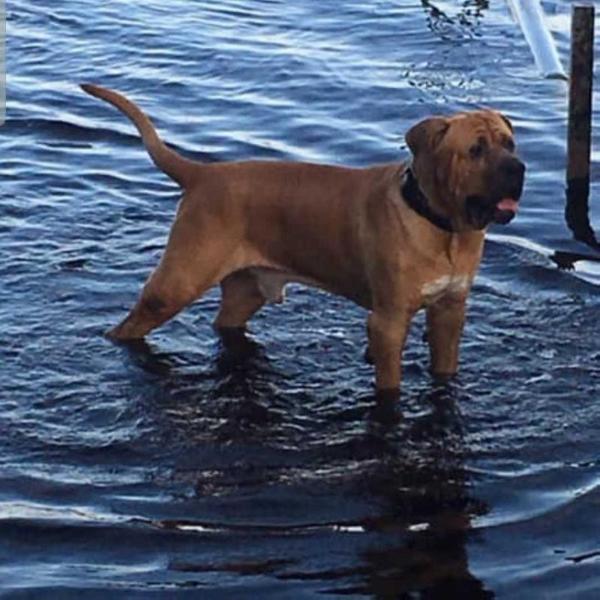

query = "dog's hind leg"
[108,215,239,340]
[214,270,267,330]
[107,265,202,340]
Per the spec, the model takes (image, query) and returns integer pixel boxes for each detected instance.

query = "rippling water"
[2,0,600,597]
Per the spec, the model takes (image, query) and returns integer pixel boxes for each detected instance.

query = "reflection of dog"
[82,84,525,393]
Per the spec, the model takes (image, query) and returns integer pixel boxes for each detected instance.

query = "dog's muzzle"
[466,156,525,228]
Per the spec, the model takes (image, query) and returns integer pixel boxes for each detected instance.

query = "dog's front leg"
[367,310,412,393]
[426,295,467,379]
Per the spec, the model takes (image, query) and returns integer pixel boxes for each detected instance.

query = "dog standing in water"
[82,84,524,393]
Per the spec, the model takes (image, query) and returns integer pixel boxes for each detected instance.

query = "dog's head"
[406,110,525,231]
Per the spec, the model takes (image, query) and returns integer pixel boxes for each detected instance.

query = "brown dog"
[81,84,524,393]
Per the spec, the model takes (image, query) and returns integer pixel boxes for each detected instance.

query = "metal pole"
[507,0,566,79]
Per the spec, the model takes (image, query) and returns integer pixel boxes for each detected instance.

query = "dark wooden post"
[565,5,597,248]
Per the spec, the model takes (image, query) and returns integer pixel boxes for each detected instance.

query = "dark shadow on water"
[210,328,288,407]
[118,328,277,393]
[550,249,600,270]
[119,337,179,377]
[214,327,270,377]
[116,329,289,447]
[342,383,494,600]
[306,384,494,598]
[116,337,493,597]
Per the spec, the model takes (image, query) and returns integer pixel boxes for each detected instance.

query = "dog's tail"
[80,83,197,187]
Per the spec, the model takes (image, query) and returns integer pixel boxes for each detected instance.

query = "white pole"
[507,0,567,79]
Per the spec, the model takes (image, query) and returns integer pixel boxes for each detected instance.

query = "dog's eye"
[503,138,516,152]
[469,143,484,159]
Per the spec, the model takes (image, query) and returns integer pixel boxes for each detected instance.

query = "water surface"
[2,1,600,597]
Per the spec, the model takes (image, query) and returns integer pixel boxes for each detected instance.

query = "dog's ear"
[498,113,514,132]
[406,117,449,157]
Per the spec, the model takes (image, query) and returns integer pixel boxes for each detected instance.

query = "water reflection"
[420,0,489,38]
[118,327,276,391]
[213,327,274,394]
[115,329,294,452]
[347,386,493,598]
[117,337,492,597]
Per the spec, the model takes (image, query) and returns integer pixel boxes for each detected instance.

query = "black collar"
[401,168,455,233]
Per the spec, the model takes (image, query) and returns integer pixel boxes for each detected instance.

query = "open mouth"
[464,155,525,228]
[493,197,519,224]
[466,193,521,228]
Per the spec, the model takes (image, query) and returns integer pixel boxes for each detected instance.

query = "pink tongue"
[496,198,518,213]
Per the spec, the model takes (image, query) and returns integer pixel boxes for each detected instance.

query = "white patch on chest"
[421,274,470,304]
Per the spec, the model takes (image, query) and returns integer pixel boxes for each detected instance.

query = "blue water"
[2,0,600,597]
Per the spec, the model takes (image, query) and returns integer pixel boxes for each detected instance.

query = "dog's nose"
[501,157,525,180]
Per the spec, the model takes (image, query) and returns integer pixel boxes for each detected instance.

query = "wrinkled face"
[406,110,525,231]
